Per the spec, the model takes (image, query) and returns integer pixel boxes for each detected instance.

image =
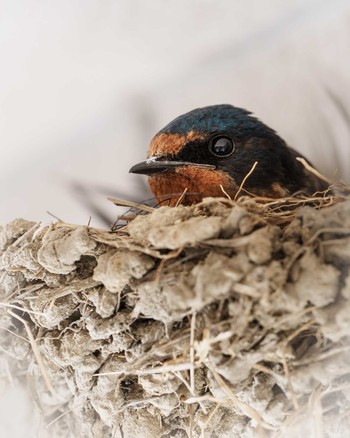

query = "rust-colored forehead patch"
[148,131,205,157]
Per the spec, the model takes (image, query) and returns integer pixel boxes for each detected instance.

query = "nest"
[1,193,350,437]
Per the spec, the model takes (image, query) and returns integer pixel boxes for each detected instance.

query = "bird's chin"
[148,165,237,206]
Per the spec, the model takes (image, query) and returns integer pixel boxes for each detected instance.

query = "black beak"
[129,159,216,176]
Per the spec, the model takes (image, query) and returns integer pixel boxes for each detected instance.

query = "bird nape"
[129,104,330,206]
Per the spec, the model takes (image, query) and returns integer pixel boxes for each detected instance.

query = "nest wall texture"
[1,196,350,437]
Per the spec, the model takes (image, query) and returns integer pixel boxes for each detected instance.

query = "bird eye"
[208,136,235,157]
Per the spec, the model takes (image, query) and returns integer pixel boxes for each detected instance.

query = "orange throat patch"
[148,166,237,206]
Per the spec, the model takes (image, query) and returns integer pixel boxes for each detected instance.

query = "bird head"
[130,104,327,205]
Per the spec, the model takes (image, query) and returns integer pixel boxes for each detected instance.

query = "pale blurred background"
[1,1,350,436]
[1,0,350,229]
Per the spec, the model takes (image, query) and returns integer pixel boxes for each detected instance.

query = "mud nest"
[1,194,350,437]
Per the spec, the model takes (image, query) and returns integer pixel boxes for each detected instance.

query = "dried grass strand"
[7,310,54,394]
[219,184,231,200]
[108,196,155,213]
[189,312,197,394]
[296,156,332,185]
[208,362,274,433]
[234,161,258,200]
[175,187,189,207]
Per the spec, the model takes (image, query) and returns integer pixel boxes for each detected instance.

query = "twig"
[173,371,208,415]
[189,312,197,394]
[188,404,194,438]
[281,353,299,410]
[207,361,274,432]
[219,184,231,200]
[94,361,201,376]
[185,395,230,404]
[7,310,54,394]
[234,161,258,200]
[46,400,88,428]
[280,320,317,410]
[108,196,155,213]
[46,211,64,222]
[305,226,350,245]
[296,157,332,185]
[294,345,350,366]
[308,387,324,438]
[0,303,45,316]
[284,319,317,346]
[154,246,184,283]
[175,187,188,207]
[201,403,221,437]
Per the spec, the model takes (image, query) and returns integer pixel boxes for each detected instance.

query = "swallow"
[129,104,329,206]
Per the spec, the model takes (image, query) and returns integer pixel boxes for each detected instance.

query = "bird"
[129,104,330,206]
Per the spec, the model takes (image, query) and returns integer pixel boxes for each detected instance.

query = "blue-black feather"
[159,104,273,139]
